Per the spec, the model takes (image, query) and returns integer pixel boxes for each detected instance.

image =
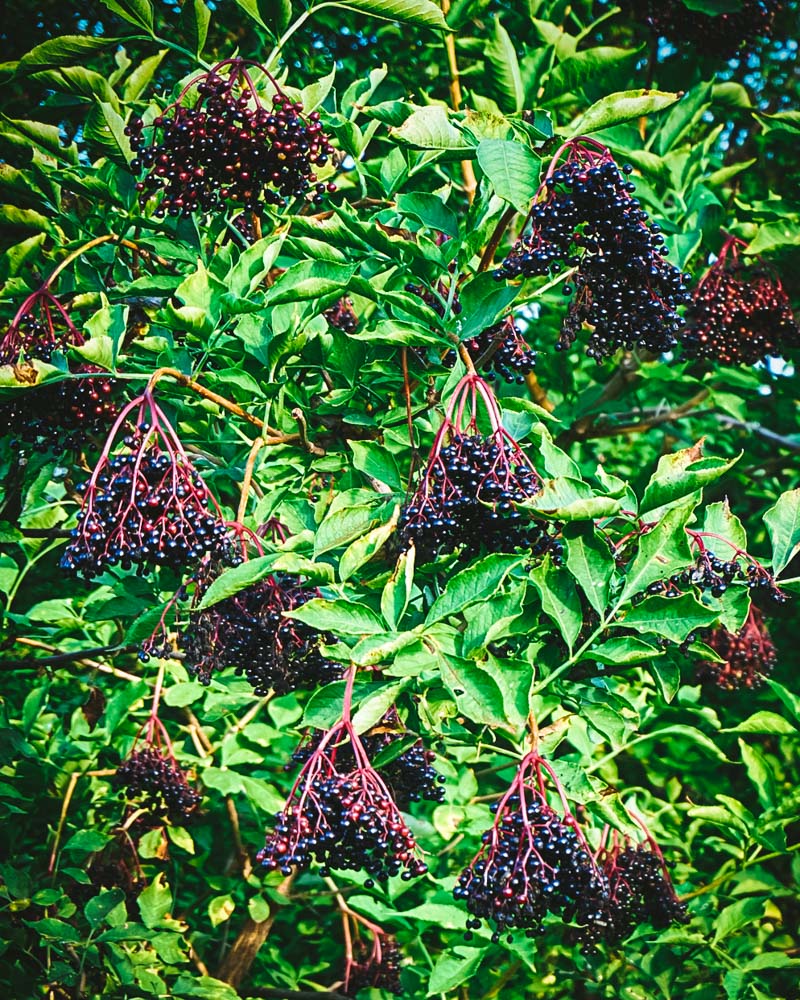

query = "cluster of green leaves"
[1,1,799,999]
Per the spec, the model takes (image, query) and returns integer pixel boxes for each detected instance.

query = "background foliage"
[1,1,799,999]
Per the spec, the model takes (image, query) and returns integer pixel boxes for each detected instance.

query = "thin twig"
[49,772,80,876]
[479,206,517,273]
[441,0,477,203]
[6,638,142,683]
[238,437,266,522]
[291,407,326,456]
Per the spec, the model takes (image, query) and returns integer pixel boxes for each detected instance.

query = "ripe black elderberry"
[454,752,608,945]
[0,288,81,366]
[583,832,688,949]
[176,570,341,694]
[258,719,427,882]
[626,0,780,59]
[398,373,558,562]
[126,58,336,217]
[696,605,777,691]
[60,390,226,580]
[680,237,800,365]
[114,745,201,823]
[343,923,402,996]
[324,297,359,334]
[290,709,445,810]
[462,316,537,384]
[496,138,689,361]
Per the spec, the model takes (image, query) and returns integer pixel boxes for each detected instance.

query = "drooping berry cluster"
[258,718,427,884]
[61,390,226,579]
[463,316,537,384]
[114,746,201,823]
[454,753,608,945]
[680,237,799,365]
[126,58,336,217]
[398,374,555,562]
[696,605,777,691]
[0,289,119,453]
[581,831,688,949]
[342,919,402,996]
[496,139,690,361]
[290,709,445,810]
[626,0,779,59]
[324,297,359,334]
[635,530,787,605]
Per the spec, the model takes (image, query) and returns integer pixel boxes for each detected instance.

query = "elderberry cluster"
[580,843,688,949]
[324,297,359,334]
[258,766,427,883]
[626,0,779,58]
[398,433,554,562]
[454,794,608,945]
[175,573,341,694]
[696,606,777,691]
[126,59,335,217]
[496,152,689,360]
[61,423,226,579]
[344,935,402,996]
[1,366,117,454]
[680,264,800,365]
[113,747,201,822]
[636,548,786,604]
[463,317,537,384]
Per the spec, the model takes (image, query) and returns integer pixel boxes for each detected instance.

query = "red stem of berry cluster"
[0,288,84,361]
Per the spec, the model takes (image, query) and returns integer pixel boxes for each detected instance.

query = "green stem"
[5,541,62,613]
[130,34,213,70]
[268,2,346,65]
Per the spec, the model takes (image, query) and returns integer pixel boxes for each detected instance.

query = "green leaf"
[476,138,540,213]
[564,523,615,616]
[484,16,525,113]
[138,872,172,929]
[208,894,235,928]
[196,555,276,609]
[303,680,347,728]
[588,636,663,665]
[652,658,681,702]
[85,889,126,930]
[25,917,82,942]
[390,105,474,152]
[763,489,800,577]
[713,897,765,945]
[288,598,385,636]
[349,440,403,491]
[739,739,776,810]
[83,101,133,164]
[638,441,740,518]
[338,0,449,30]
[350,630,419,667]
[702,499,748,553]
[722,712,796,735]
[265,260,357,305]
[339,508,399,582]
[426,553,522,623]
[570,89,679,134]
[427,947,484,994]
[746,220,800,256]
[314,502,385,556]
[529,558,583,650]
[18,35,120,70]
[351,679,408,733]
[99,0,154,31]
[619,500,696,604]
[180,0,211,55]
[620,593,720,642]
[455,272,519,340]
[381,548,416,630]
[396,192,459,237]
[522,477,621,520]
[435,651,509,728]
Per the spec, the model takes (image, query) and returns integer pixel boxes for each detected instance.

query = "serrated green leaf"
[764,489,800,577]
[570,89,679,134]
[288,598,385,636]
[426,553,522,623]
[476,138,539,213]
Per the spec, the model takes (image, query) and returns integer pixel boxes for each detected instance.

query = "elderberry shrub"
[113,746,201,823]
[258,722,427,883]
[680,241,800,365]
[625,0,779,58]
[580,840,688,949]
[496,141,690,361]
[398,432,556,563]
[61,394,227,579]
[324,297,359,334]
[176,572,341,694]
[462,316,537,384]
[696,605,777,691]
[0,365,117,454]
[290,712,445,810]
[126,58,336,217]
[455,791,607,945]
[344,933,402,996]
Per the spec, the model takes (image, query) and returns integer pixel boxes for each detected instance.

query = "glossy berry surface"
[463,316,537,384]
[496,140,689,361]
[324,297,359,333]
[114,746,201,823]
[680,239,799,365]
[258,721,427,883]
[61,393,226,579]
[126,58,335,217]
[696,605,777,690]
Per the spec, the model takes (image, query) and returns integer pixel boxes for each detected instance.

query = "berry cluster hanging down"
[398,373,558,562]
[61,390,226,579]
[258,716,427,884]
[625,0,780,58]
[680,236,800,365]
[342,918,402,997]
[126,58,336,217]
[114,745,201,823]
[289,708,445,810]
[495,138,690,361]
[696,605,777,690]
[462,315,537,384]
